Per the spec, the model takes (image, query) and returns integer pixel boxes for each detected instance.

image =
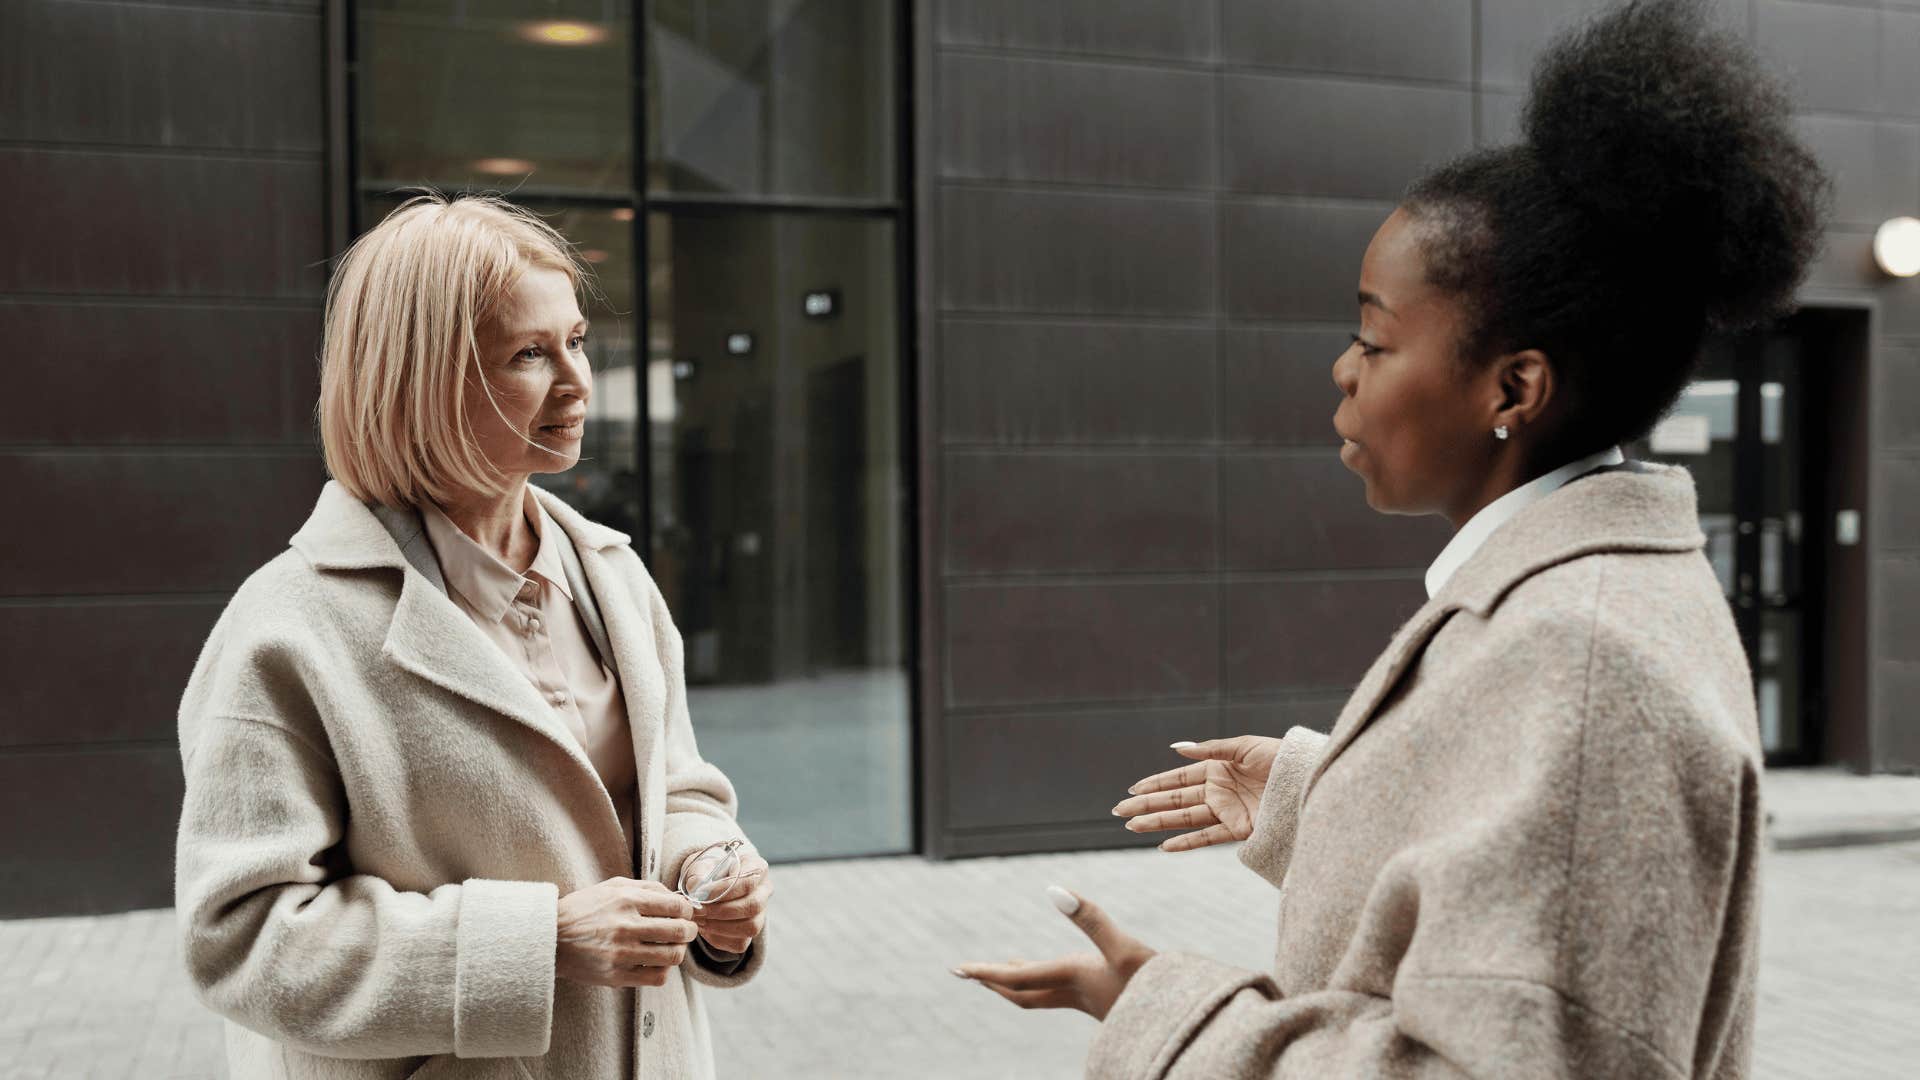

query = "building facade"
[3,0,1917,916]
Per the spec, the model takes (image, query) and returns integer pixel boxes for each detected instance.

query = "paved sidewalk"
[5,771,1919,1078]
[1762,766,1920,849]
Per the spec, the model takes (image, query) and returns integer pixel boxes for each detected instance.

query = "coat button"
[642,1010,655,1038]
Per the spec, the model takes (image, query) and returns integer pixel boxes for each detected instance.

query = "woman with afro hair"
[957,2,1829,1077]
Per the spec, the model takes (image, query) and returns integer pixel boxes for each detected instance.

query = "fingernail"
[950,968,973,980]
[1045,885,1080,916]
[1170,741,1197,749]
[1110,805,1124,816]
[1126,784,1140,795]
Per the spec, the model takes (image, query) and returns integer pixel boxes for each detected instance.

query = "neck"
[1442,447,1550,531]
[435,478,537,570]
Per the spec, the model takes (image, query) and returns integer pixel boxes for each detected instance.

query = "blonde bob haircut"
[318,192,588,509]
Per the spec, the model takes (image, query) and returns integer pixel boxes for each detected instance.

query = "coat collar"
[1435,460,1705,617]
[287,482,644,831]
[290,480,631,572]
[1305,461,1707,798]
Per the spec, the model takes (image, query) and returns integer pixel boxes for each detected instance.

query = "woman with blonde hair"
[176,193,771,1079]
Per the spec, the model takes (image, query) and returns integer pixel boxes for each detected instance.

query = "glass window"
[357,1,634,196]
[645,1,896,201]
[647,209,909,859]
[353,0,912,859]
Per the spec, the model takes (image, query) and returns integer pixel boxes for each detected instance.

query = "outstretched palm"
[1110,736,1281,851]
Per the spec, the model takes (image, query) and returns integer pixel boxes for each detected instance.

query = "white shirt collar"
[419,487,573,623]
[1424,446,1626,598]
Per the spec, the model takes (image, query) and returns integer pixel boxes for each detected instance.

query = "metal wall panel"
[941,320,1218,444]
[0,0,327,915]
[1219,0,1474,83]
[935,0,1215,62]
[945,453,1217,574]
[938,53,1216,190]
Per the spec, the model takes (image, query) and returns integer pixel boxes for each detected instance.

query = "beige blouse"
[420,490,637,844]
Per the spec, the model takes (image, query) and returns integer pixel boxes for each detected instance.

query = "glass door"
[1632,330,1819,761]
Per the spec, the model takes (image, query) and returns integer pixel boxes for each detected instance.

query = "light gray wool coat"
[175,481,763,1080]
[1090,462,1763,1079]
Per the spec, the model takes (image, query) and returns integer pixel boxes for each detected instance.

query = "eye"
[514,345,542,363]
[568,334,588,352]
[1349,333,1383,358]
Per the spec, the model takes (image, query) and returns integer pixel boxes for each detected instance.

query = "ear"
[1492,349,1555,429]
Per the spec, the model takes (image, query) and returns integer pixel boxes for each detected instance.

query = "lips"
[538,414,585,438]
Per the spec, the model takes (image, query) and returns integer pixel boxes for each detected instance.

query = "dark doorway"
[1630,306,1871,766]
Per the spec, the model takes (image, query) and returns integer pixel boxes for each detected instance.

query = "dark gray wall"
[915,0,1920,858]
[0,0,329,915]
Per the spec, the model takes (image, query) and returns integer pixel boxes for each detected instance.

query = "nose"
[1332,339,1358,397]
[556,345,592,404]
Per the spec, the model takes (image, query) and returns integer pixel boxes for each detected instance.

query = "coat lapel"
[573,546,667,815]
[531,488,670,869]
[1301,463,1708,800]
[1304,596,1461,798]
[380,569,597,767]
[289,482,602,776]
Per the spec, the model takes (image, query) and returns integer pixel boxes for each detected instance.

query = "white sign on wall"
[1650,413,1713,455]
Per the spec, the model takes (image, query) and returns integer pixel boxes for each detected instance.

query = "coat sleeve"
[642,570,767,988]
[1087,613,1761,1080]
[175,614,558,1061]
[1236,726,1330,890]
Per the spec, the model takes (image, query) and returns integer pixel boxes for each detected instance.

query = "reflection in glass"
[645,0,896,200]
[1757,611,1802,756]
[357,1,633,196]
[648,209,907,860]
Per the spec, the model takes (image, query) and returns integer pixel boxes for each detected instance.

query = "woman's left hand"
[953,888,1155,1020]
[690,852,771,954]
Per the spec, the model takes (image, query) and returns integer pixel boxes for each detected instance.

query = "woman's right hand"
[555,877,700,988]
[1111,736,1281,851]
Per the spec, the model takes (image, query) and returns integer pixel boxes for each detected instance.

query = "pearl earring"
[1494,425,1510,440]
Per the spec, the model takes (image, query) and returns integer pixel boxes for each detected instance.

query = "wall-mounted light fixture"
[1874,217,1920,278]
[803,289,840,319]
[726,333,754,356]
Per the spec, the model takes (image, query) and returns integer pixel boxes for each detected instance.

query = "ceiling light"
[470,157,536,176]
[519,21,609,47]
[1874,217,1920,278]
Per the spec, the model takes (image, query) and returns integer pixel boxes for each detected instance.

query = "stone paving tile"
[3,842,1917,1079]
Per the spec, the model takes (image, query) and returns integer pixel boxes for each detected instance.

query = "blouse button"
[551,689,569,705]
[525,614,542,634]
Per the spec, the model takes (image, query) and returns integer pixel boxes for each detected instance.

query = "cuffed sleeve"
[690,935,756,977]
[452,878,559,1058]
[1092,954,1692,1080]
[1236,727,1329,889]
[176,714,557,1060]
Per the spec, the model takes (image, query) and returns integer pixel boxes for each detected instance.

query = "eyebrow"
[1358,291,1393,316]
[504,319,590,342]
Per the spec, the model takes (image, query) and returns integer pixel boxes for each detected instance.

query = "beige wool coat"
[175,481,763,1080]
[1090,462,1763,1079]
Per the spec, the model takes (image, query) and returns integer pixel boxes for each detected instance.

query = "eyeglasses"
[675,839,748,908]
